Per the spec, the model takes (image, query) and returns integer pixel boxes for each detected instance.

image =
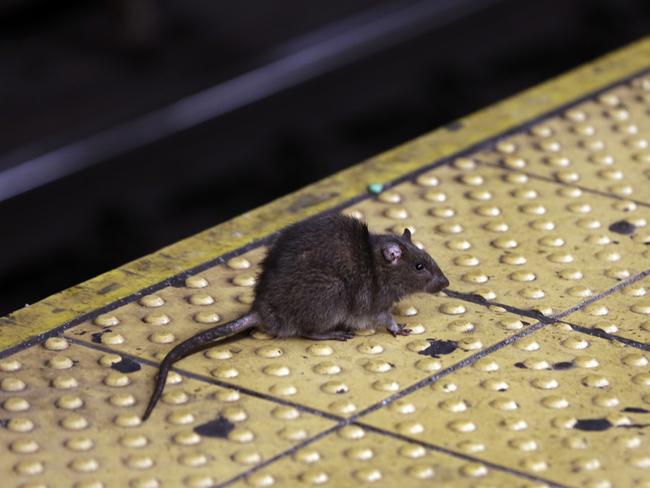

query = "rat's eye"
[415,263,424,271]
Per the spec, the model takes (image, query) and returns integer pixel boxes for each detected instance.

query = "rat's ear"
[382,242,402,264]
[402,228,412,242]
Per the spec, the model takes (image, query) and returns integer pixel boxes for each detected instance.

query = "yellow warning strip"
[2,37,649,351]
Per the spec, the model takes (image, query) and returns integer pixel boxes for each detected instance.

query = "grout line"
[480,159,650,208]
[355,422,570,488]
[443,289,555,323]
[218,418,571,488]
[559,320,650,351]
[445,268,650,329]
[0,337,43,360]
[216,425,340,487]
[552,268,650,320]
[447,269,650,353]
[66,337,345,423]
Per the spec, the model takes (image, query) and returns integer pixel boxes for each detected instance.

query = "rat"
[142,213,449,420]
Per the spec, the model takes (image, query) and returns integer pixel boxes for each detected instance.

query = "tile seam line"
[479,159,650,208]
[442,289,555,324]
[351,267,650,419]
[216,425,340,488]
[551,267,650,320]
[216,419,570,488]
[65,336,345,423]
[444,268,650,352]
[558,320,650,351]
[354,422,570,488]
[2,65,649,359]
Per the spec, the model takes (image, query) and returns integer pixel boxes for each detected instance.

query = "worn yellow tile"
[362,325,650,488]
[0,340,334,488]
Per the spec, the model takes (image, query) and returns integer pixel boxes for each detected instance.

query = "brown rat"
[142,213,449,420]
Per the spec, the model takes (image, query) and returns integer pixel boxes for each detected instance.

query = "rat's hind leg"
[303,329,355,341]
[375,311,412,337]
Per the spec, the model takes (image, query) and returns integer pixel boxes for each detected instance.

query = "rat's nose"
[438,274,450,290]
[428,273,449,293]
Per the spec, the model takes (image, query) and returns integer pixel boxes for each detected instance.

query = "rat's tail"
[141,312,260,421]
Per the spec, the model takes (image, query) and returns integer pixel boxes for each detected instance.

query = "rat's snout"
[427,272,450,293]
[439,274,450,290]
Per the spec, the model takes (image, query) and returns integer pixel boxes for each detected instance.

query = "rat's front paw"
[388,323,412,337]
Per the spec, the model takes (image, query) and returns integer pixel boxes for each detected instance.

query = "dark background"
[1,0,649,316]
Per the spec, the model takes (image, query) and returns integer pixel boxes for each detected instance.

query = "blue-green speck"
[367,183,384,194]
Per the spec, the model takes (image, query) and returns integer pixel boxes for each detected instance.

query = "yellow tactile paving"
[561,275,650,344]
[478,75,650,207]
[0,340,335,488]
[2,38,650,488]
[63,247,542,418]
[232,429,548,488]
[3,39,649,354]
[348,162,650,316]
[361,325,650,488]
[60,159,650,421]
